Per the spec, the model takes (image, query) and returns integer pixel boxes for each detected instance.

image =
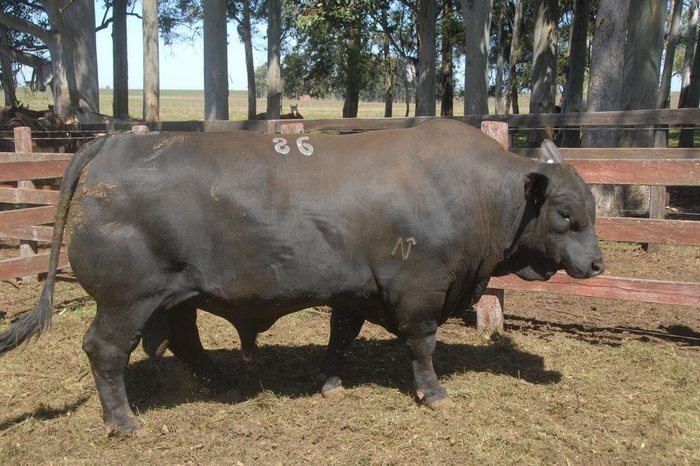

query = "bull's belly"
[66,213,380,310]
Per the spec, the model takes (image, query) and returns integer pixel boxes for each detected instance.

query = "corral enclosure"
[0,97,699,464]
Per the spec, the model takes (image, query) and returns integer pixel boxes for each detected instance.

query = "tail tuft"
[0,285,54,355]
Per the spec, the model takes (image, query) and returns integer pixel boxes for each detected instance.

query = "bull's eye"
[559,212,572,223]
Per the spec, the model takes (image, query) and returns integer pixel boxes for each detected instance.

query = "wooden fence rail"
[0,115,698,334]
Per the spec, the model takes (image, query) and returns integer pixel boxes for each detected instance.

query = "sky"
[95,4,263,90]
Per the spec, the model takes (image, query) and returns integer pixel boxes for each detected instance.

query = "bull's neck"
[484,155,536,267]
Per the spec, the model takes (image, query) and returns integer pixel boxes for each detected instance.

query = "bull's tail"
[0,135,110,355]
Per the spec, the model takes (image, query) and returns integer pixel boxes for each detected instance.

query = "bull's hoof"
[425,396,454,410]
[321,376,345,399]
[105,418,146,438]
[322,385,345,399]
[416,386,452,410]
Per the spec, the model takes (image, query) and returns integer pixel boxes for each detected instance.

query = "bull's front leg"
[404,323,453,409]
[319,309,364,398]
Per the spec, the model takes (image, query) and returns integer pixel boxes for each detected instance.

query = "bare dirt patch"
[0,243,698,464]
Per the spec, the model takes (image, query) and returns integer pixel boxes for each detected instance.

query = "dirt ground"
[0,242,698,464]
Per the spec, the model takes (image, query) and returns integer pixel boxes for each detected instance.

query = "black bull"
[0,119,604,435]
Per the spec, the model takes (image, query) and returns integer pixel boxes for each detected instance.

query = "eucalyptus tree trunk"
[493,3,505,115]
[440,0,454,116]
[506,0,524,115]
[342,18,361,118]
[527,0,558,146]
[619,0,668,148]
[506,0,523,115]
[112,0,129,119]
[415,0,437,116]
[0,28,16,106]
[46,0,100,122]
[583,0,628,148]
[463,0,493,115]
[679,37,700,147]
[583,0,629,216]
[654,0,683,150]
[678,0,699,147]
[242,0,257,119]
[382,8,393,118]
[657,0,683,111]
[679,0,699,109]
[204,0,229,121]
[266,0,282,119]
[143,0,159,122]
[560,0,590,147]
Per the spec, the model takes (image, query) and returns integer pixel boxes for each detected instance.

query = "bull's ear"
[525,172,549,205]
[539,139,563,164]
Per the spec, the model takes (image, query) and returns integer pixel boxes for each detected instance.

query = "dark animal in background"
[256,104,303,120]
[0,119,604,435]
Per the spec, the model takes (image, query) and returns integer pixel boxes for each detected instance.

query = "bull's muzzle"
[588,257,605,277]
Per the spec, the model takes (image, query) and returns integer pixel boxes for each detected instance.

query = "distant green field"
[8,88,476,121]
[7,87,683,122]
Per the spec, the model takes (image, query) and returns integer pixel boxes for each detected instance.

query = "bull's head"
[507,140,605,281]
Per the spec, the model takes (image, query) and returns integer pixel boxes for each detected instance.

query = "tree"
[492,0,506,115]
[0,0,101,122]
[374,1,419,117]
[679,28,700,146]
[204,0,229,121]
[463,0,493,115]
[415,0,438,116]
[255,63,268,98]
[678,0,699,147]
[267,0,282,119]
[143,0,159,122]
[657,0,683,112]
[506,0,524,114]
[381,5,394,117]
[110,0,129,119]
[559,0,590,147]
[679,0,699,109]
[0,26,19,106]
[582,0,629,148]
[439,0,457,116]
[343,14,362,118]
[231,0,261,119]
[619,0,668,148]
[527,0,558,146]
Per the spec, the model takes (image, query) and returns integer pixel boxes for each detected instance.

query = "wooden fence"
[0,127,70,280]
[1,109,698,332]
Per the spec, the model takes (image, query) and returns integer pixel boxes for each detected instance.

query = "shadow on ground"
[0,395,91,433]
[126,335,561,414]
[506,314,700,347]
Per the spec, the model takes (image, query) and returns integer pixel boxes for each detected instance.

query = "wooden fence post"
[14,127,39,283]
[648,129,668,253]
[474,121,508,334]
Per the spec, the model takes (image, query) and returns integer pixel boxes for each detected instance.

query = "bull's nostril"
[590,259,605,276]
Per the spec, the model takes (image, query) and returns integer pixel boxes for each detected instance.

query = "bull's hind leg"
[82,301,157,436]
[319,309,364,398]
[167,304,238,397]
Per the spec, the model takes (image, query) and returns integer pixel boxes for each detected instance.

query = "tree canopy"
[0,0,697,127]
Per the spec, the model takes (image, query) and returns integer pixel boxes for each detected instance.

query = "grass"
[0,307,698,464]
